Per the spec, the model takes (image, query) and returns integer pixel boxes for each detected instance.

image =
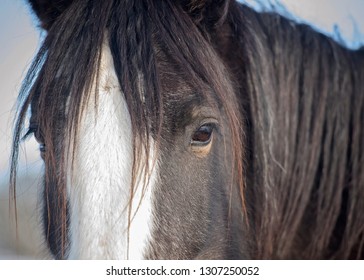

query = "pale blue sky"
[240,0,364,49]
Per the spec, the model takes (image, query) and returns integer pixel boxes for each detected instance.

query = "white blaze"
[67,43,156,259]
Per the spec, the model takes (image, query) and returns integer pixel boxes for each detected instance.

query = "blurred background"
[0,0,47,259]
[0,0,363,259]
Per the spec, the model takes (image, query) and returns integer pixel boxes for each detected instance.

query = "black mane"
[227,3,364,258]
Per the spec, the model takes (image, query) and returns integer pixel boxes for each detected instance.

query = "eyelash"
[22,126,38,142]
[22,125,46,156]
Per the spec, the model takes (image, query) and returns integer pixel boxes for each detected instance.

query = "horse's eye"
[191,124,214,145]
[39,144,46,153]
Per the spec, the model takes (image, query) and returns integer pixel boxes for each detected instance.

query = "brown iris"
[191,124,213,145]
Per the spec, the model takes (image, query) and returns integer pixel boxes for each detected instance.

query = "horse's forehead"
[97,43,120,94]
[94,42,214,127]
[98,42,198,101]
[66,43,156,259]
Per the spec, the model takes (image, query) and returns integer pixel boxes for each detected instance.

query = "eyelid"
[195,117,219,129]
[198,119,219,136]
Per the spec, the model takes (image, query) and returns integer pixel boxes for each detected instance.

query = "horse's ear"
[27,0,74,30]
[181,0,231,28]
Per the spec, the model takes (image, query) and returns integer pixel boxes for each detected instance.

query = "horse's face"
[145,48,244,260]
[23,0,245,259]
[18,0,364,261]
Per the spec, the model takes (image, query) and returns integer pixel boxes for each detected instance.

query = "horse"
[9,0,364,259]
